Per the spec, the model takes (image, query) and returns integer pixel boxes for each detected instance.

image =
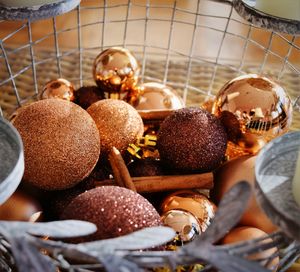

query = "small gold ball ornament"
[40,78,75,101]
[212,74,293,158]
[135,82,184,111]
[93,47,140,98]
[161,209,201,243]
[161,190,217,232]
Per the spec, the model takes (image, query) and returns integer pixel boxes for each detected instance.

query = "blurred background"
[0,0,299,118]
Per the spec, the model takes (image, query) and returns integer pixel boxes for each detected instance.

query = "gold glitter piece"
[127,144,142,159]
[137,134,157,147]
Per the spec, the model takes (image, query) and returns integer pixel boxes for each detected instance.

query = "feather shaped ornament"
[0,182,297,272]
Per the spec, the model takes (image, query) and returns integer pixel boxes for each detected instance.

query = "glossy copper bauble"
[135,82,184,111]
[40,78,75,101]
[161,209,201,243]
[161,190,216,232]
[212,74,293,158]
[93,47,140,97]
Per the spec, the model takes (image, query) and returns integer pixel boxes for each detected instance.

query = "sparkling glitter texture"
[93,47,140,98]
[61,186,161,241]
[157,107,227,172]
[40,78,75,101]
[12,99,100,190]
[212,74,293,158]
[87,99,144,158]
[135,82,184,111]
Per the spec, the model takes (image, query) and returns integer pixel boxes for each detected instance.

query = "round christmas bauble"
[212,74,292,158]
[61,186,161,241]
[93,47,139,97]
[161,209,201,243]
[135,82,184,111]
[157,107,227,172]
[12,99,100,190]
[87,99,144,157]
[161,190,216,232]
[74,86,105,109]
[0,191,41,221]
[40,78,75,101]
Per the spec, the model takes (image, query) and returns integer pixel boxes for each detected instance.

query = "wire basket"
[0,0,300,271]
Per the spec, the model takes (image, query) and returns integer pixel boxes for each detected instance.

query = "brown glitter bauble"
[12,99,100,190]
[0,191,41,221]
[61,186,161,241]
[161,190,216,232]
[93,47,140,97]
[212,74,293,158]
[74,86,105,109]
[135,82,184,111]
[157,107,227,172]
[87,99,144,157]
[40,78,75,101]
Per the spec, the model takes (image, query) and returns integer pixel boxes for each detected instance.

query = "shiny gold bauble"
[135,82,184,111]
[93,47,140,97]
[161,209,201,243]
[161,190,216,232]
[212,74,293,157]
[40,78,75,101]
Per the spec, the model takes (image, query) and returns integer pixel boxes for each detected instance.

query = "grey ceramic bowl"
[0,118,24,205]
[255,131,300,241]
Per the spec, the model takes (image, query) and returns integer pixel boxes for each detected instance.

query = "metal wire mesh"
[0,0,299,127]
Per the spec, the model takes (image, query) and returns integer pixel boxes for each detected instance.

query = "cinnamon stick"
[95,172,213,193]
[138,109,175,121]
[109,147,137,192]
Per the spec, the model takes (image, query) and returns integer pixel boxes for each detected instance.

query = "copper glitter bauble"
[40,78,75,101]
[12,99,100,190]
[157,107,227,172]
[61,186,161,241]
[161,209,201,243]
[161,190,216,232]
[212,74,293,158]
[93,47,140,97]
[87,99,144,158]
[135,82,184,111]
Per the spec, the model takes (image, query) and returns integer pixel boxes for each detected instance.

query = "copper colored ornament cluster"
[4,46,293,263]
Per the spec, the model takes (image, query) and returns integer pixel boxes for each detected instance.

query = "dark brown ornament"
[40,78,75,101]
[74,86,105,109]
[128,158,164,177]
[157,107,227,172]
[61,186,161,241]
